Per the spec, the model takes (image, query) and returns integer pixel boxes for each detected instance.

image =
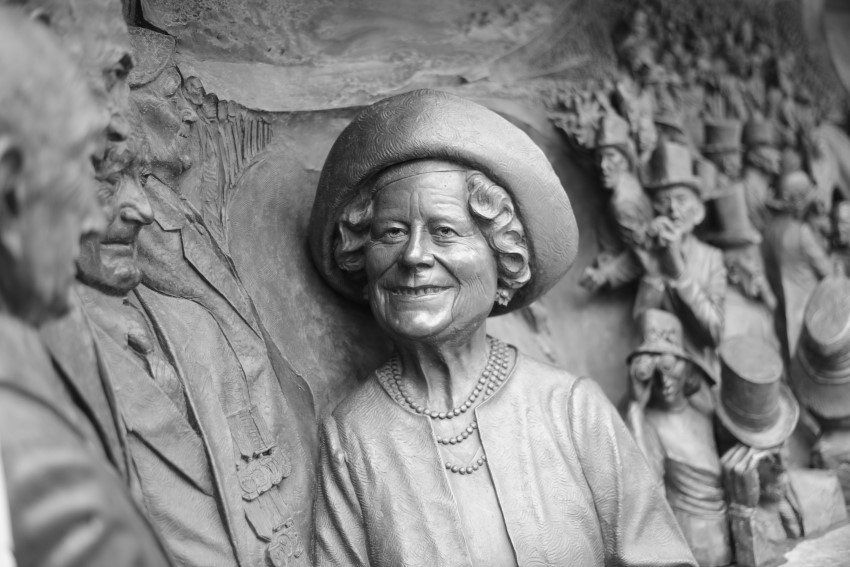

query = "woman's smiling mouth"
[385,285,452,297]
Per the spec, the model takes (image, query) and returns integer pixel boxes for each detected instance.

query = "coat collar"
[0,313,89,439]
[143,177,259,334]
[40,287,131,478]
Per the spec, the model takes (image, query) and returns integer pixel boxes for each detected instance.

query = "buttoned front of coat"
[314,352,697,567]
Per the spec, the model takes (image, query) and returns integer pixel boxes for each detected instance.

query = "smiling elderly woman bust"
[308,89,696,567]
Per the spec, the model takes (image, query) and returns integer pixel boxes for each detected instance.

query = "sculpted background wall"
[123,0,846,415]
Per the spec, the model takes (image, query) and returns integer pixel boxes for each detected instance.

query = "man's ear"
[0,136,25,259]
[692,198,706,226]
[0,137,24,217]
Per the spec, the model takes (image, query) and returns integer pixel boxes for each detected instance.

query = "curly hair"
[333,169,531,303]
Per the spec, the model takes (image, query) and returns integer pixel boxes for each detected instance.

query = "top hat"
[702,182,762,248]
[308,89,578,315]
[791,277,850,422]
[653,92,686,135]
[128,27,176,88]
[716,335,800,449]
[742,117,777,149]
[643,141,704,197]
[595,113,636,165]
[703,120,743,155]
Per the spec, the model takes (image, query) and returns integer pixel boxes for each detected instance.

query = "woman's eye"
[434,226,457,238]
[380,227,406,240]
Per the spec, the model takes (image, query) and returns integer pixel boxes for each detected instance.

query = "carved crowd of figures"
[551,4,850,566]
[0,1,849,566]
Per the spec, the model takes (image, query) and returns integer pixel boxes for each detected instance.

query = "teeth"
[389,286,446,296]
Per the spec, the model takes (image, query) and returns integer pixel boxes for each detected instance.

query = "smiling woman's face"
[364,170,498,343]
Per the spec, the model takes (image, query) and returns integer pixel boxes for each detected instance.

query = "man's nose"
[118,176,154,226]
[400,227,435,269]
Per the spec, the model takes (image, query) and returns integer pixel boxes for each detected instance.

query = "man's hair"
[334,169,531,297]
[0,6,101,200]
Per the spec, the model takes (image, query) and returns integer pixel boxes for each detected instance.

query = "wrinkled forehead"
[371,159,467,193]
[372,169,471,216]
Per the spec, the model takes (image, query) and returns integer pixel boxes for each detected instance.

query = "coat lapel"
[91,321,215,496]
[40,291,129,477]
[134,285,248,567]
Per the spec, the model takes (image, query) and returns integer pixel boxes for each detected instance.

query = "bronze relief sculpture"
[626,309,732,567]
[309,89,696,567]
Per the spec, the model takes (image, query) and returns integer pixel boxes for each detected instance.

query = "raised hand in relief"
[722,444,772,508]
[647,216,687,280]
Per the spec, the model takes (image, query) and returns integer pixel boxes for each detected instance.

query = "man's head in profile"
[0,7,105,324]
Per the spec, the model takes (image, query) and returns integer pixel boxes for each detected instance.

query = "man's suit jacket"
[0,313,171,567]
[136,176,316,567]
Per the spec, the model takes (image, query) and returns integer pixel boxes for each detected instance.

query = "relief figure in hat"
[626,310,733,567]
[718,336,846,567]
[310,89,697,567]
[0,8,171,566]
[700,182,778,349]
[741,116,781,232]
[125,26,317,567]
[791,277,850,504]
[580,112,654,294]
[634,140,727,381]
[762,170,833,360]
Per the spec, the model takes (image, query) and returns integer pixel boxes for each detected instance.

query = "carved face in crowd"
[131,65,198,188]
[76,138,153,295]
[833,201,850,248]
[652,186,705,235]
[711,152,743,179]
[364,171,499,343]
[597,146,631,190]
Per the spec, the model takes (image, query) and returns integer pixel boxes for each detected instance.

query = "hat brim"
[308,89,578,315]
[627,345,688,361]
[790,354,850,421]
[626,346,718,385]
[716,384,800,449]
[703,144,742,155]
[644,178,703,196]
[703,229,762,248]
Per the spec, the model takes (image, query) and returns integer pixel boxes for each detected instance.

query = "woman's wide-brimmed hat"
[308,89,578,315]
[790,277,850,423]
[716,335,800,449]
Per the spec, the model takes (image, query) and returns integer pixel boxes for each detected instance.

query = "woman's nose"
[400,227,435,269]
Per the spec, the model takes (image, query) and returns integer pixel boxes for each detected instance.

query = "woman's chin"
[377,313,453,343]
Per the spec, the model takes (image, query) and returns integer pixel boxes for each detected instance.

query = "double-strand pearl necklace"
[384,337,510,475]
